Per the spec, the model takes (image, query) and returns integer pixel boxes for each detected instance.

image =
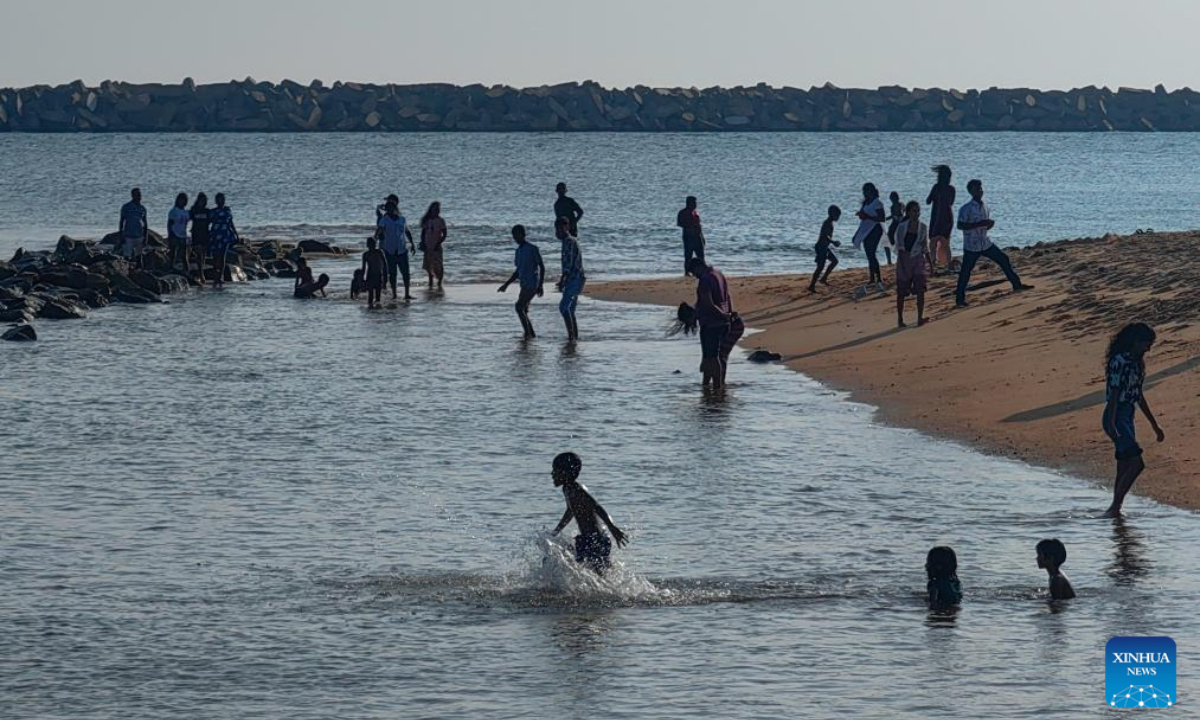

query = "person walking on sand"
[954,179,1033,307]
[688,257,733,391]
[677,196,706,276]
[554,182,584,237]
[808,205,842,293]
[498,224,545,339]
[852,183,886,290]
[555,216,585,342]
[550,452,628,575]
[926,165,956,274]
[1102,323,1166,518]
[208,192,239,288]
[885,190,903,266]
[167,192,191,275]
[189,193,211,285]
[893,201,933,328]
[377,198,416,301]
[420,201,447,289]
[119,187,148,266]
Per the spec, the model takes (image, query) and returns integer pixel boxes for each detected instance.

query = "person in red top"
[688,257,733,390]
[676,195,706,276]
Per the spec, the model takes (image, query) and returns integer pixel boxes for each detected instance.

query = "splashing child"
[550,452,628,574]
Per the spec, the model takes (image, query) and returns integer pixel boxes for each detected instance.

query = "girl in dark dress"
[925,165,956,274]
[189,193,211,285]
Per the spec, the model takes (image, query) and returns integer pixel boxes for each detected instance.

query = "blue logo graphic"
[1106,636,1176,708]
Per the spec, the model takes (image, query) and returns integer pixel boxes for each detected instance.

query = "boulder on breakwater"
[2,80,1199,133]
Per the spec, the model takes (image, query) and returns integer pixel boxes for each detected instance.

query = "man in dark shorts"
[550,452,628,574]
[554,182,584,237]
[677,195,706,275]
[119,187,148,266]
[689,257,733,390]
[498,224,545,339]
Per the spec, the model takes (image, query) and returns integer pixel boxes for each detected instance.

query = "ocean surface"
[3,133,1199,718]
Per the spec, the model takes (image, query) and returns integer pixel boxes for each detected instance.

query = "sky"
[2,0,1197,91]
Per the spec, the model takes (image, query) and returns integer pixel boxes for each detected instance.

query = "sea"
[2,132,1199,719]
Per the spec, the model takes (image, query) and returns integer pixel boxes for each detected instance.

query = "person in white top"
[851,182,886,289]
[376,197,416,300]
[167,193,191,276]
[953,179,1033,307]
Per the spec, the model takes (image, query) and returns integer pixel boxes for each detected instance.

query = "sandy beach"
[589,231,1200,512]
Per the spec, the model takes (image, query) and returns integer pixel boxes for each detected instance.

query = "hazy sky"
[3,0,1197,90]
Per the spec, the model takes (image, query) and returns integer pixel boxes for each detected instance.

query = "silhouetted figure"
[953,179,1032,306]
[893,201,933,328]
[688,257,733,390]
[292,257,329,299]
[189,193,211,285]
[677,196,706,276]
[555,216,585,342]
[809,205,842,292]
[498,224,545,339]
[926,546,963,609]
[554,182,584,237]
[852,182,886,288]
[167,192,190,275]
[1036,539,1076,600]
[119,187,148,266]
[360,237,386,308]
[377,197,416,300]
[1102,323,1165,517]
[926,165,956,273]
[550,452,628,575]
[208,193,239,288]
[420,201,447,289]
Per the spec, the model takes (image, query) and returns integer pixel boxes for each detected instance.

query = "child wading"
[1102,322,1165,517]
[1036,538,1076,600]
[926,546,963,609]
[360,237,386,308]
[550,452,628,574]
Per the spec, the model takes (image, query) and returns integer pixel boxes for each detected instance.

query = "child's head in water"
[669,303,699,336]
[1036,538,1067,571]
[552,452,582,487]
[926,546,958,580]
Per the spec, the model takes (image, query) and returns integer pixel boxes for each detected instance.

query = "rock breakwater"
[2,80,1199,133]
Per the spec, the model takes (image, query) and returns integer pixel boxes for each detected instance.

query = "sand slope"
[589,231,1200,511]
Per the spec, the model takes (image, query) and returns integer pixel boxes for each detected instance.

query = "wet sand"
[589,231,1200,511]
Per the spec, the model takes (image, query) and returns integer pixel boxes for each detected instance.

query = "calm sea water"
[3,134,1199,718]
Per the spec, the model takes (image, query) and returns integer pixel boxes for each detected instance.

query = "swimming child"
[1036,538,1076,600]
[808,205,841,293]
[360,237,386,308]
[926,546,963,608]
[550,452,628,574]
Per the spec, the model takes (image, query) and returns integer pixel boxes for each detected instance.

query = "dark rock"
[2,324,36,342]
[747,350,783,363]
[131,268,168,295]
[297,239,339,254]
[38,265,109,291]
[34,294,88,320]
[156,274,191,294]
[0,308,35,324]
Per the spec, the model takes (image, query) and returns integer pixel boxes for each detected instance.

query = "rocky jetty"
[0,233,346,340]
[2,80,1200,133]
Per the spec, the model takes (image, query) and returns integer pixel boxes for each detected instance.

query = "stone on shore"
[2,324,36,341]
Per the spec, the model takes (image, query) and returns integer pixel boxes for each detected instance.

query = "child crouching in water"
[550,452,628,574]
[1036,538,1076,600]
[926,546,963,609]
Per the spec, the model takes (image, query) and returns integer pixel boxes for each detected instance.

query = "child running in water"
[360,237,386,308]
[550,452,628,574]
[926,546,963,609]
[808,205,841,292]
[1036,538,1076,600]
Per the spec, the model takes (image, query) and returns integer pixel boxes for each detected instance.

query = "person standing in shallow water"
[852,183,886,290]
[555,216,585,342]
[167,192,190,276]
[954,179,1033,307]
[1102,323,1165,518]
[189,193,211,285]
[893,201,933,328]
[119,187,148,266]
[554,182,583,237]
[498,224,545,339]
[420,202,447,289]
[208,193,239,288]
[677,196,706,276]
[688,256,733,390]
[926,546,963,609]
[550,452,628,575]
[926,165,956,274]
[377,198,416,301]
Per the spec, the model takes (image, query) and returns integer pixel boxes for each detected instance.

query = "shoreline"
[588,230,1200,513]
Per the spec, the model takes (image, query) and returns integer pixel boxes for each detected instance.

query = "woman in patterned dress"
[208,193,239,288]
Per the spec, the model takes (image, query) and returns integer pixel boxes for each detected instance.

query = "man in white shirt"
[954,179,1032,307]
[376,198,416,300]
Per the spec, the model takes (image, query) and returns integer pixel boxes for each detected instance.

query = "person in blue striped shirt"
[555,216,585,342]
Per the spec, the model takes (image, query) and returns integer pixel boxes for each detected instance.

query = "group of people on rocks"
[808,165,1033,327]
[118,188,240,288]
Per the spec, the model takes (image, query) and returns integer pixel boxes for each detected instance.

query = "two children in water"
[926,539,1076,609]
